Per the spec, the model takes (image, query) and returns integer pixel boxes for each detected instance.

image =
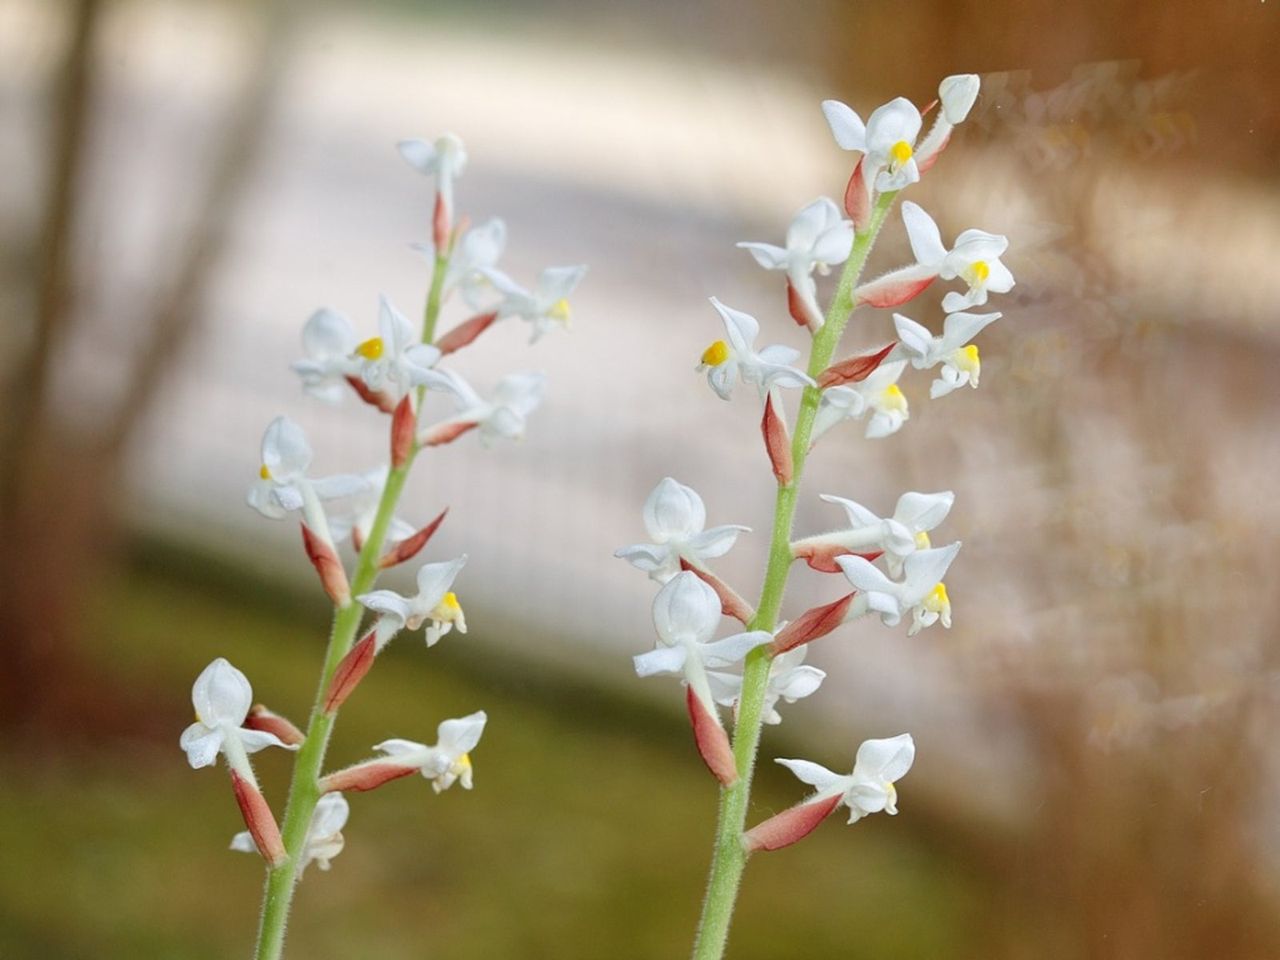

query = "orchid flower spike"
[836,541,961,635]
[485,265,587,343]
[291,309,360,403]
[813,360,909,441]
[892,310,1000,399]
[357,556,468,650]
[633,572,773,719]
[901,202,1014,313]
[737,197,853,329]
[793,490,955,576]
[707,646,826,725]
[398,134,467,246]
[246,416,368,544]
[180,658,297,772]
[697,298,814,401]
[419,369,547,447]
[614,477,750,583]
[776,733,916,824]
[232,792,348,877]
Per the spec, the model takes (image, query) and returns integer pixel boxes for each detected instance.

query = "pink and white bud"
[842,156,871,231]
[379,507,449,570]
[743,794,842,852]
[319,758,420,794]
[816,342,896,389]
[345,375,397,413]
[436,311,498,355]
[854,270,936,309]
[245,704,305,747]
[771,592,856,654]
[230,770,287,867]
[793,543,883,574]
[419,419,478,447]
[761,393,793,486]
[323,630,378,714]
[390,395,416,468]
[301,523,350,606]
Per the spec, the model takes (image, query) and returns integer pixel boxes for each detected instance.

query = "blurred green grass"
[0,547,984,958]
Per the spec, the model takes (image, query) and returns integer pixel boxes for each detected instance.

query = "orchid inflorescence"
[616,74,1012,958]
[181,133,584,959]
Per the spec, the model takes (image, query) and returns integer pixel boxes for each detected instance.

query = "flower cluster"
[617,73,1011,910]
[183,133,582,943]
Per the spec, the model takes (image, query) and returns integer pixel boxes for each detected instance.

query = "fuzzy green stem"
[690,192,898,960]
[252,249,449,960]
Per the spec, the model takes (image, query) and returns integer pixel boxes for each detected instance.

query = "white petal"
[699,631,773,668]
[787,197,839,251]
[357,590,413,625]
[261,417,312,482]
[191,658,252,728]
[834,554,898,595]
[939,74,980,124]
[819,493,882,529]
[633,645,689,677]
[301,308,357,359]
[397,138,439,173]
[229,831,257,853]
[239,728,294,754]
[775,757,843,791]
[736,242,789,271]
[773,664,826,702]
[900,202,948,267]
[414,556,467,612]
[180,723,223,769]
[821,100,867,151]
[436,710,487,757]
[865,97,922,157]
[893,491,954,532]
[374,737,430,758]
[854,733,915,782]
[536,265,587,304]
[810,220,854,266]
[310,793,350,836]
[892,313,935,362]
[685,524,749,560]
[652,572,722,646]
[643,477,706,541]
[900,542,962,605]
[938,311,1000,352]
[708,297,759,353]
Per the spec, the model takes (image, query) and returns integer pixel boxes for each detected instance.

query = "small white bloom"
[485,265,587,343]
[246,417,368,543]
[900,202,1014,313]
[796,490,954,577]
[423,369,547,446]
[358,556,467,648]
[737,197,853,327]
[835,542,961,635]
[437,217,508,309]
[633,572,772,717]
[915,74,981,168]
[697,298,814,401]
[291,309,360,403]
[232,793,348,876]
[892,310,999,398]
[398,134,467,215]
[813,360,909,440]
[776,733,916,823]
[707,646,826,725]
[373,711,487,793]
[822,96,923,192]
[614,477,750,583]
[348,296,446,401]
[327,466,417,549]
[180,658,295,773]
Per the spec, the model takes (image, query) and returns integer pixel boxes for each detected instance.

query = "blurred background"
[3,0,1279,957]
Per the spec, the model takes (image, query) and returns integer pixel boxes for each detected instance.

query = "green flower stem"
[253,248,449,960]
[691,192,898,960]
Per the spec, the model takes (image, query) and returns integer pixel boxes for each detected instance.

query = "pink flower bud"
[319,759,418,794]
[245,704,305,747]
[843,155,870,232]
[855,273,935,309]
[743,794,841,853]
[420,419,478,447]
[301,523,350,606]
[436,311,498,355]
[772,593,856,655]
[230,770,287,866]
[761,393,793,486]
[379,507,448,570]
[686,686,737,787]
[793,543,884,574]
[323,631,378,714]
[817,342,896,389]
[391,395,417,469]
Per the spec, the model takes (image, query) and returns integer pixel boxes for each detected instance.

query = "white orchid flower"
[737,197,853,328]
[823,96,923,193]
[420,369,546,447]
[348,296,447,401]
[327,466,417,550]
[697,298,814,401]
[447,217,507,308]
[372,711,488,793]
[246,417,368,544]
[614,477,750,583]
[232,793,348,877]
[291,308,360,403]
[633,572,773,719]
[813,360,909,441]
[776,733,916,824]
[835,541,961,636]
[707,646,826,725]
[793,490,954,577]
[357,556,467,649]
[180,658,296,772]
[485,265,587,343]
[892,310,1000,398]
[915,74,981,170]
[900,202,1014,313]
[398,134,467,246]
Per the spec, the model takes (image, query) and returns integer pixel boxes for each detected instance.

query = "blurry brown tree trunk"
[0,0,295,738]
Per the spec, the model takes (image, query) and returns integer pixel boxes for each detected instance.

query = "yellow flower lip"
[914,530,932,550]
[259,464,271,480]
[355,336,385,360]
[701,340,730,366]
[924,582,950,613]
[548,298,571,323]
[968,260,990,284]
[890,140,914,165]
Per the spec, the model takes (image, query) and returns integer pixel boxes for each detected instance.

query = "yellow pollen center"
[924,582,950,614]
[914,530,932,550]
[879,383,908,413]
[440,592,461,616]
[549,298,572,323]
[968,260,990,285]
[701,340,730,366]
[455,753,472,772]
[259,464,271,480]
[890,140,913,165]
[355,336,385,360]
